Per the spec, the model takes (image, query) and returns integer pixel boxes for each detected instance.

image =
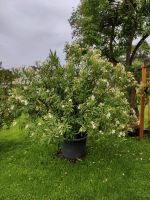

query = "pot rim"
[63,134,87,142]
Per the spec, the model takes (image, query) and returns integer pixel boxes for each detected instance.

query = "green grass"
[0,123,150,200]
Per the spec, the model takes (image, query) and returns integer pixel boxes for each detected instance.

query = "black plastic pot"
[62,135,87,159]
[128,128,139,137]
[128,128,150,137]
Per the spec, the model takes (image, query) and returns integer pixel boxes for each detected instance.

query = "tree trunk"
[125,36,138,114]
[129,85,139,114]
[128,75,138,116]
[125,35,133,67]
[128,35,149,115]
[130,34,149,65]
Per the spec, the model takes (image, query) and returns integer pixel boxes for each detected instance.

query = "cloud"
[0,0,80,68]
[1,0,149,68]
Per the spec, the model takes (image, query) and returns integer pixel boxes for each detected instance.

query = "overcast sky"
[0,0,80,68]
[0,0,149,69]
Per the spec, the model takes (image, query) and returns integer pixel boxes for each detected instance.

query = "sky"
[0,0,149,69]
[0,0,80,68]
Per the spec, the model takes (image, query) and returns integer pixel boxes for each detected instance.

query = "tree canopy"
[69,0,150,67]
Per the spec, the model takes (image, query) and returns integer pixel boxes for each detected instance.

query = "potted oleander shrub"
[10,46,137,159]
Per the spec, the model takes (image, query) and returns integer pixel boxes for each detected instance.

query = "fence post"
[139,64,146,139]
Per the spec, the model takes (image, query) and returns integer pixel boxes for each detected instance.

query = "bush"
[0,68,15,128]
[10,46,137,143]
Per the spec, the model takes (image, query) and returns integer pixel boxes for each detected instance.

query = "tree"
[133,41,150,61]
[69,0,150,111]
[0,67,15,128]
[0,61,2,68]
[69,0,150,67]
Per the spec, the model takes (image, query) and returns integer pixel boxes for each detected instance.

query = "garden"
[0,44,150,200]
[0,0,150,199]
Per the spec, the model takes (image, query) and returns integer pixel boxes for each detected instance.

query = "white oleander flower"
[99,130,104,135]
[47,113,52,118]
[25,124,29,129]
[12,121,17,126]
[99,103,104,106]
[120,124,125,129]
[116,120,120,125]
[15,96,22,101]
[107,82,109,87]
[103,79,107,83]
[118,132,125,137]
[91,95,95,101]
[91,121,96,129]
[24,100,28,106]
[106,112,111,119]
[23,86,28,90]
[10,105,15,110]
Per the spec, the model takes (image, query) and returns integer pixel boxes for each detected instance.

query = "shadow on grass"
[0,133,30,160]
[0,140,24,153]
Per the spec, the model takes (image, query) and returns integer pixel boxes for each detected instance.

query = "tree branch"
[109,9,119,66]
[109,28,119,66]
[130,34,149,65]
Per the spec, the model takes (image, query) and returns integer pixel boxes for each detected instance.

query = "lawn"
[0,121,150,200]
